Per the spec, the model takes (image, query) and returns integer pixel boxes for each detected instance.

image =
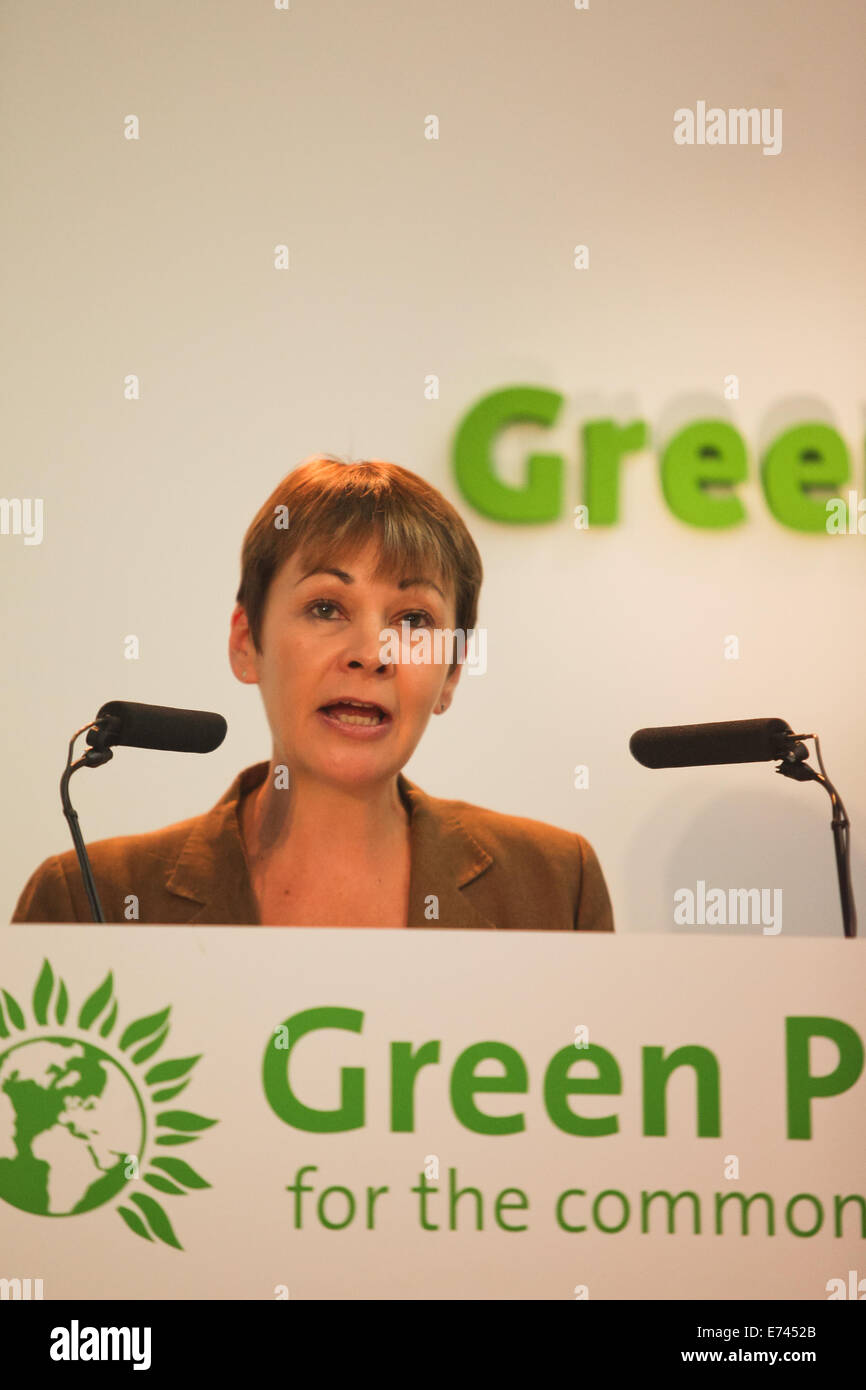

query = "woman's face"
[229,539,463,789]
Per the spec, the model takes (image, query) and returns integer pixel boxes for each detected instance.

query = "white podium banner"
[0,928,863,1301]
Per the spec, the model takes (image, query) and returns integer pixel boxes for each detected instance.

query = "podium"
[0,927,863,1300]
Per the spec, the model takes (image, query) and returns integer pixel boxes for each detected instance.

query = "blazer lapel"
[165,767,262,924]
[398,774,497,930]
[162,764,498,929]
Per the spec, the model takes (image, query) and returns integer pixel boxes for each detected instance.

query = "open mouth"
[318,700,390,726]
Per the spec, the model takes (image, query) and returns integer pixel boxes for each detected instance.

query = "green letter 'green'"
[263,1006,364,1133]
[660,421,748,527]
[643,1045,721,1136]
[391,1040,440,1131]
[544,1044,621,1136]
[786,1015,864,1139]
[582,419,648,523]
[450,1042,528,1134]
[453,385,564,521]
[762,423,850,531]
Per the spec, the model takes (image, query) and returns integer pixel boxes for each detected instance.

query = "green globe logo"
[0,1038,143,1215]
[0,960,217,1250]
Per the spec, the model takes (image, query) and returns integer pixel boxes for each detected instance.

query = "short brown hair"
[235,455,483,670]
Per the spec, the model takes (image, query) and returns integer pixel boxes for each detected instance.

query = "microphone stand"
[59,702,227,924]
[775,734,857,939]
[60,716,121,924]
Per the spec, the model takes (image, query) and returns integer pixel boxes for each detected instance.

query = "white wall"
[2,0,864,933]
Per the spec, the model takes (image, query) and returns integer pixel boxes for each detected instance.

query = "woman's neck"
[240,764,410,870]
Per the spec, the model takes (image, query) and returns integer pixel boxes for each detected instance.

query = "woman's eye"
[308,600,341,619]
[307,602,434,627]
[399,611,434,628]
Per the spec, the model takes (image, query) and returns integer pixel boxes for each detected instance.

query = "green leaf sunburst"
[0,958,217,1250]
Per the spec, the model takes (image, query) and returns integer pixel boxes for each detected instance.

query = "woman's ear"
[436,661,463,713]
[229,603,257,683]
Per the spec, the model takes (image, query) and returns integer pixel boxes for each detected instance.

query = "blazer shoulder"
[417,788,614,932]
[10,807,214,924]
[436,792,580,858]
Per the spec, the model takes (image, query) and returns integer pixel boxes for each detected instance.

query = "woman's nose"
[343,616,401,670]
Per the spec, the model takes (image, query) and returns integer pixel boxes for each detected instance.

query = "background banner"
[3,0,865,935]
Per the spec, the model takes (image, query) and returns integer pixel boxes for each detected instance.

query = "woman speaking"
[13,456,614,931]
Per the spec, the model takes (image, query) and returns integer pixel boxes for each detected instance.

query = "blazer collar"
[167,761,496,929]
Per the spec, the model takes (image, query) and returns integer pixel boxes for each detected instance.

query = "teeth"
[323,703,385,726]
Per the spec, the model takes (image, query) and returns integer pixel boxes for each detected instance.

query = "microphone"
[628,715,857,938]
[629,717,796,769]
[61,701,228,923]
[85,701,228,756]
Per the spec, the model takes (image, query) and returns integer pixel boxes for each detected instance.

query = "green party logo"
[0,959,216,1250]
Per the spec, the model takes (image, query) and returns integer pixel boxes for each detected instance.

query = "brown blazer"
[11,761,614,931]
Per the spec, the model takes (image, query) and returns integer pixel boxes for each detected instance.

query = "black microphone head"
[629,718,794,769]
[88,701,227,755]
